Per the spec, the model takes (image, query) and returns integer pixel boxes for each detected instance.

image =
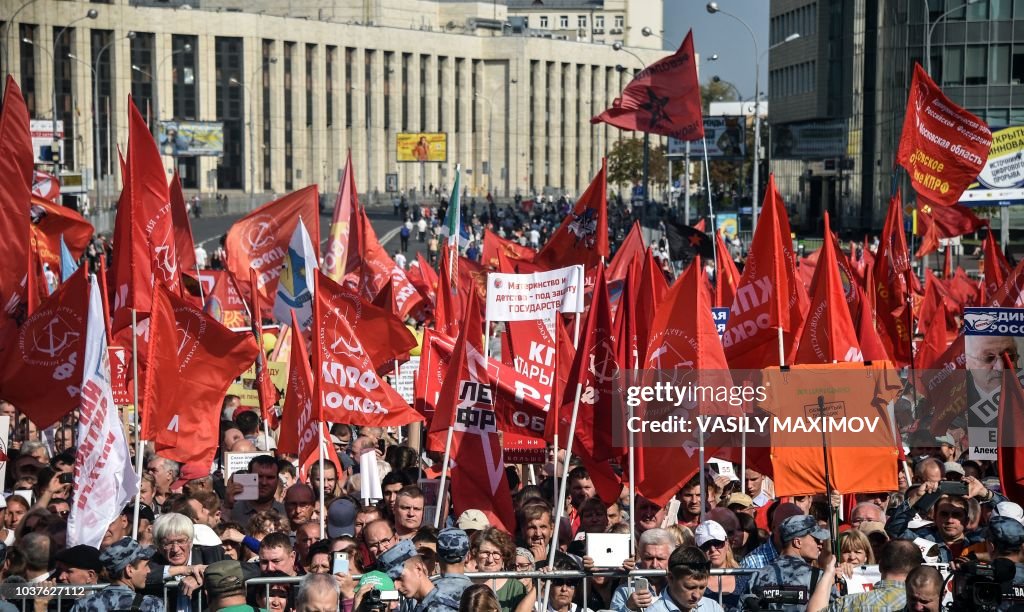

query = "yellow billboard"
[397,132,447,162]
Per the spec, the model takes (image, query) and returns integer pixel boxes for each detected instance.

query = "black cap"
[56,545,103,573]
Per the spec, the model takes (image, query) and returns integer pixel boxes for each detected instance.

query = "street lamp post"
[229,57,276,209]
[50,10,99,174]
[924,0,980,76]
[612,43,649,205]
[474,92,495,198]
[1,0,41,90]
[705,1,763,230]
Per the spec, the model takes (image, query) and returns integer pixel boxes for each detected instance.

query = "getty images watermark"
[609,368,993,449]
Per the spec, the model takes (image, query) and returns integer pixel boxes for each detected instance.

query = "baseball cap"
[989,516,1024,550]
[172,462,211,490]
[943,462,965,477]
[99,537,156,574]
[778,515,830,545]
[378,539,417,580]
[205,560,245,597]
[457,509,490,532]
[993,501,1024,524]
[935,435,956,447]
[56,545,102,573]
[694,521,728,547]
[327,498,358,538]
[725,493,754,509]
[437,528,470,563]
[857,521,887,537]
[357,570,395,592]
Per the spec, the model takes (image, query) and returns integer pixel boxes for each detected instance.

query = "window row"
[531,14,623,31]
[769,61,816,97]
[933,43,1024,85]
[770,2,816,45]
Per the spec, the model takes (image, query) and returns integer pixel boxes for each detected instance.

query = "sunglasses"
[700,540,726,551]
[550,580,578,588]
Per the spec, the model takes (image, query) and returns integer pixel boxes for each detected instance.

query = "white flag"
[67,276,139,548]
[273,217,319,330]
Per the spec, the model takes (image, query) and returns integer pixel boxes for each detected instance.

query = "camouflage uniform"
[747,516,833,612]
[433,529,471,605]
[71,538,163,612]
[413,584,460,612]
[69,585,164,612]
[989,517,1024,611]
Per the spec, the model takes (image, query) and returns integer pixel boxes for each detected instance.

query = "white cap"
[943,462,965,476]
[694,520,728,547]
[993,501,1024,524]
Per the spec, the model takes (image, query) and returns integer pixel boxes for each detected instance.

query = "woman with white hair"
[146,512,225,610]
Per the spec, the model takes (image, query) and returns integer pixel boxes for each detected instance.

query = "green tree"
[701,79,739,112]
[607,137,668,192]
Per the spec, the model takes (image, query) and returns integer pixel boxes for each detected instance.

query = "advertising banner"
[667,116,746,159]
[397,133,447,162]
[29,120,64,164]
[771,120,848,159]
[485,265,585,322]
[960,125,1024,206]
[157,121,225,156]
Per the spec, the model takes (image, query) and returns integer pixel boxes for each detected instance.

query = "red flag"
[534,160,609,270]
[429,290,516,531]
[897,63,991,206]
[714,230,741,309]
[613,259,641,370]
[314,272,422,427]
[607,222,645,283]
[250,267,281,428]
[914,291,950,392]
[722,175,808,368]
[998,364,1024,502]
[344,205,423,320]
[169,171,197,275]
[278,309,318,466]
[202,271,248,329]
[943,248,952,280]
[225,186,320,306]
[638,258,731,507]
[109,98,180,335]
[872,191,913,366]
[324,151,357,282]
[415,328,455,421]
[299,426,346,484]
[857,269,890,363]
[0,77,34,325]
[591,30,704,141]
[917,271,958,339]
[319,272,417,375]
[915,199,985,258]
[434,248,461,338]
[29,197,95,279]
[482,229,535,271]
[407,253,438,307]
[795,214,863,364]
[635,248,670,356]
[951,267,980,307]
[143,284,258,465]
[31,170,61,202]
[983,228,1011,300]
[559,266,621,461]
[0,266,88,428]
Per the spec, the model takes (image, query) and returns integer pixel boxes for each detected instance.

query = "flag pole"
[195,263,206,308]
[433,425,455,528]
[131,308,143,540]
[319,422,327,539]
[700,137,718,275]
[699,136,718,513]
[628,352,638,553]
[543,380,584,612]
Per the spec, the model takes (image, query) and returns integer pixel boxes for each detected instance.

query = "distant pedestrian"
[417,218,427,242]
[400,224,411,252]
[428,234,439,265]
[394,251,407,270]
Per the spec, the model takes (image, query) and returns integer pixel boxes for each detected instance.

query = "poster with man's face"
[963,308,1024,459]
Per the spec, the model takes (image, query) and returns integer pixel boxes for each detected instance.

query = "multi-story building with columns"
[1,0,666,210]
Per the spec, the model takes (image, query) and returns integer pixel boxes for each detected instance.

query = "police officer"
[746,515,834,611]
[987,516,1024,610]
[70,537,164,612]
[433,529,471,599]
[379,540,460,612]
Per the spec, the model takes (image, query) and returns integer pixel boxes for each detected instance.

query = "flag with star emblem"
[591,30,704,141]
[663,220,713,262]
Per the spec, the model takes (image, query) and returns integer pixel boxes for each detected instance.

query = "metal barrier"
[0,583,109,612]
[243,567,757,612]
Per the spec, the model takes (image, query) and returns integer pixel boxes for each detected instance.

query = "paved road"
[190,206,430,261]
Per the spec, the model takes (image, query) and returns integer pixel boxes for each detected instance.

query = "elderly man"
[295,573,341,612]
[966,334,1019,394]
[610,528,675,612]
[54,545,102,585]
[848,502,885,529]
[146,512,225,610]
[517,502,553,563]
[363,519,399,565]
[146,456,181,507]
[70,538,163,612]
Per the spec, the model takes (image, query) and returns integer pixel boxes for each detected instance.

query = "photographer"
[885,476,1001,562]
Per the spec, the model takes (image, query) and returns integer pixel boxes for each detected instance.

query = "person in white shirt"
[394,251,407,270]
[194,244,208,269]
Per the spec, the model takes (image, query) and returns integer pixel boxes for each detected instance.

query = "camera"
[950,559,1015,612]
[359,589,388,612]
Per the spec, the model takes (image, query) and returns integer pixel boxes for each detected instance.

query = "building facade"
[1,0,665,209]
[768,0,1024,233]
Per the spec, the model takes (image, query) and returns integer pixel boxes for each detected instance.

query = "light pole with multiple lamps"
[229,56,276,208]
[49,10,99,174]
[1,0,41,91]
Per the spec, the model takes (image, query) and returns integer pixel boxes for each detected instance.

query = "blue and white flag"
[273,217,319,330]
[60,234,78,282]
